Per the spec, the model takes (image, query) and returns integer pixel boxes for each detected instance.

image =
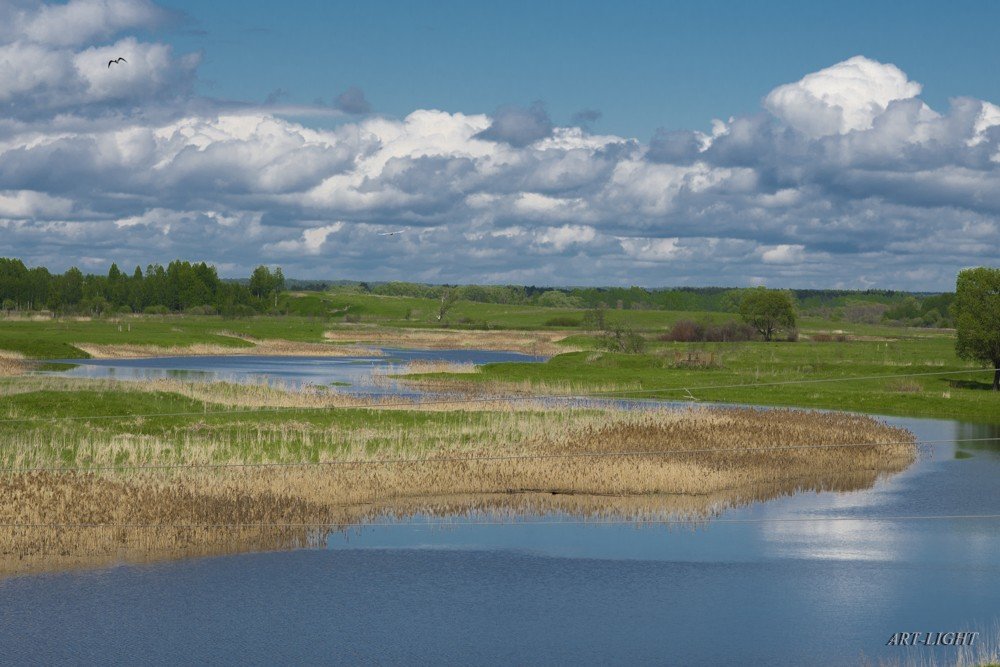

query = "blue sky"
[1,0,999,289]
[158,0,1000,139]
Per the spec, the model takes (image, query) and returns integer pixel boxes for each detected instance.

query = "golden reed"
[0,398,915,576]
[324,326,575,356]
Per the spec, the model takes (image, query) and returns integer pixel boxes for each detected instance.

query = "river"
[3,353,998,665]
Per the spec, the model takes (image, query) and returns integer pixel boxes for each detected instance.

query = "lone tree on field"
[437,287,461,322]
[738,287,797,341]
[954,267,1000,391]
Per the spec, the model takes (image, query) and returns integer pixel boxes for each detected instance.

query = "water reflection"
[759,517,902,561]
[4,356,999,665]
[42,349,545,395]
[954,420,1000,458]
[322,415,1000,566]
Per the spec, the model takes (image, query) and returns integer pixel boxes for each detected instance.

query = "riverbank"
[72,338,381,359]
[1,308,995,423]
[0,376,914,576]
[323,325,572,356]
[399,345,999,424]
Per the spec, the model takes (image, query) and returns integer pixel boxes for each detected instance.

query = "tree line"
[0,258,284,317]
[327,281,954,326]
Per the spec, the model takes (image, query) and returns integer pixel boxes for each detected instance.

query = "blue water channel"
[41,347,546,395]
[3,353,998,665]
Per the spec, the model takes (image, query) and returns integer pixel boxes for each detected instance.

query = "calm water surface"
[4,354,998,665]
[43,348,546,395]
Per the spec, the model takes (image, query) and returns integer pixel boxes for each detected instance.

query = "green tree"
[26,266,50,310]
[954,267,1000,391]
[128,266,145,312]
[739,287,797,341]
[249,265,285,307]
[536,290,583,308]
[249,266,273,299]
[106,263,128,307]
[0,258,28,307]
[60,267,84,309]
[436,287,461,322]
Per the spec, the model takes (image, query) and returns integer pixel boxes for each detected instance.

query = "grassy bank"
[399,329,998,424]
[0,376,914,575]
[450,337,1000,423]
[1,295,996,422]
[0,315,347,358]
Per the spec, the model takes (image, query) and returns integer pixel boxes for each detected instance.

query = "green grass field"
[283,290,733,330]
[0,316,332,358]
[0,384,483,466]
[1,290,996,424]
[464,339,997,423]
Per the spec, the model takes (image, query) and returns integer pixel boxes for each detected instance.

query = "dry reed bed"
[324,326,573,355]
[383,360,480,375]
[0,376,560,415]
[74,338,381,359]
[392,375,644,397]
[0,354,29,376]
[0,398,915,576]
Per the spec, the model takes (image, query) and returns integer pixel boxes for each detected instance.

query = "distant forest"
[0,257,954,327]
[318,281,956,328]
[0,258,284,317]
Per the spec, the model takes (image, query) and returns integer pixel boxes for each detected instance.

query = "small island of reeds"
[0,376,916,576]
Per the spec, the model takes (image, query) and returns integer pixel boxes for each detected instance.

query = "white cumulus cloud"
[1,5,999,290]
[764,55,924,137]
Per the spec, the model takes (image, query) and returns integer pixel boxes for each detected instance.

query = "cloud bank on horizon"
[1,0,999,290]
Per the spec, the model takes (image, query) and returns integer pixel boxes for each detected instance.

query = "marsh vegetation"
[2,274,994,578]
[0,376,914,575]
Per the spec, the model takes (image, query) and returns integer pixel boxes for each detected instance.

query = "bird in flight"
[107,57,127,68]
[378,230,407,236]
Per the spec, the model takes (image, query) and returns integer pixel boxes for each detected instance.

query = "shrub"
[544,316,581,327]
[843,302,889,324]
[883,297,921,322]
[143,305,169,315]
[705,320,755,342]
[220,304,256,319]
[811,332,848,342]
[660,319,755,343]
[598,323,646,353]
[536,290,584,308]
[921,309,941,326]
[582,306,607,330]
[661,319,704,342]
